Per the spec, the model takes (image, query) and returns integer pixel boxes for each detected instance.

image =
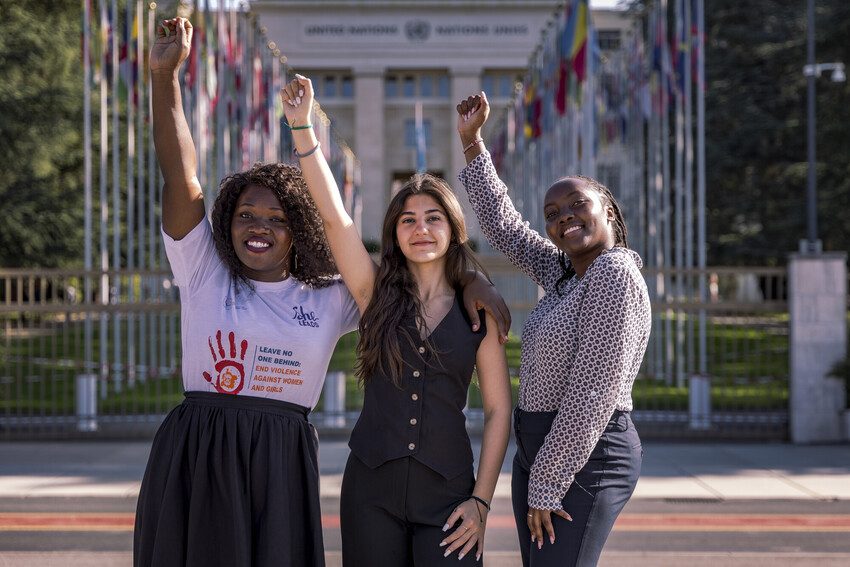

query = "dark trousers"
[340,453,480,566]
[511,408,642,567]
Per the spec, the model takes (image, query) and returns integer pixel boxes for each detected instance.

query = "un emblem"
[405,20,430,42]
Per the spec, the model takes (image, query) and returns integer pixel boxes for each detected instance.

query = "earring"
[293,252,298,272]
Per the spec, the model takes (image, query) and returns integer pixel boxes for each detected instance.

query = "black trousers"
[340,454,481,566]
[511,408,642,567]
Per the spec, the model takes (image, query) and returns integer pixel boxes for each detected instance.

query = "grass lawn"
[1,317,792,415]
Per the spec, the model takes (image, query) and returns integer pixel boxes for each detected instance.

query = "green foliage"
[0,1,85,267]
[704,0,850,264]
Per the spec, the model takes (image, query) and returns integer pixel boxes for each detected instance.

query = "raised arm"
[456,93,562,290]
[281,75,376,313]
[150,18,205,240]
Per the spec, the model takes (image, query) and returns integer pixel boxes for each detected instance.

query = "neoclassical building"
[253,0,630,242]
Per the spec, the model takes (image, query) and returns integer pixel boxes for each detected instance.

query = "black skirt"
[134,392,325,567]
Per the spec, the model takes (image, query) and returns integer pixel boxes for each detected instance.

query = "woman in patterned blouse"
[455,92,652,567]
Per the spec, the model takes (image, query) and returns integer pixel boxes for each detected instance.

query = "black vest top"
[348,295,486,479]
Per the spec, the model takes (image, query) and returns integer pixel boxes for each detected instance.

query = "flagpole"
[696,0,707,378]
[684,0,695,377]
[136,0,147,381]
[145,0,159,376]
[83,0,94,376]
[660,0,673,385]
[415,100,426,173]
[98,0,110,398]
[673,0,686,387]
[126,0,136,387]
[111,0,122,392]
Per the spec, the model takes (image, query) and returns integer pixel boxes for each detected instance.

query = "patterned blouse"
[458,152,652,511]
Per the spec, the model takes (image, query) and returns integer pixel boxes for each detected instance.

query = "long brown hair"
[355,174,487,385]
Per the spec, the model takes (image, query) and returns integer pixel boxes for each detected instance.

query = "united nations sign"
[405,20,431,42]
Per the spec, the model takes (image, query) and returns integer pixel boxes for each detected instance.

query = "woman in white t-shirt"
[135,18,510,567]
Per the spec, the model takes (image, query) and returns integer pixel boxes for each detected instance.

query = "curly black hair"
[210,162,338,289]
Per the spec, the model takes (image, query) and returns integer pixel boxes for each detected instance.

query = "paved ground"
[1,438,849,566]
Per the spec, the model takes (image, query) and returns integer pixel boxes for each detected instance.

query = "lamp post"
[802,0,845,254]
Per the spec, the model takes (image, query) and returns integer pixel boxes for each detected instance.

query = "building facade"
[252,0,630,242]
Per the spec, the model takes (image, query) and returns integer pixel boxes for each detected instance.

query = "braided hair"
[553,175,628,295]
[211,162,337,290]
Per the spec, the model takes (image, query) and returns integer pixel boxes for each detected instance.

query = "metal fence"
[0,264,801,439]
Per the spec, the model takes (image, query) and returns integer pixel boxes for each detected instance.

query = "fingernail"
[444,549,451,558]
[458,554,464,560]
[299,89,304,97]
[442,523,449,532]
[296,96,301,105]
[538,540,543,550]
[472,324,479,331]
[550,536,555,544]
[439,541,447,547]
[530,535,535,543]
[476,554,481,562]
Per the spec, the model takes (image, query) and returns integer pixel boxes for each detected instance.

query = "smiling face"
[230,184,294,282]
[394,194,452,267]
[544,178,616,264]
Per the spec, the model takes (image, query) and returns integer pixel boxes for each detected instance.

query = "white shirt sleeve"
[161,218,221,298]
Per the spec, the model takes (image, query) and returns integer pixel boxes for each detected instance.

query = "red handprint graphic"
[203,330,249,395]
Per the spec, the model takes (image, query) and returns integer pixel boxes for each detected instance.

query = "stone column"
[449,66,483,241]
[354,66,386,242]
[788,252,847,443]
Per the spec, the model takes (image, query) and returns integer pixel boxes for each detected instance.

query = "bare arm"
[440,313,512,561]
[281,75,376,313]
[150,17,204,240]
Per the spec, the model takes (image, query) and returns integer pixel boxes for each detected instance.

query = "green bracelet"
[285,122,313,130]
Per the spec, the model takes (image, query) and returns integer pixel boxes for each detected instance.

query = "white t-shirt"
[163,219,359,409]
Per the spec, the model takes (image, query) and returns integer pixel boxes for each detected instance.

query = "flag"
[556,0,577,115]
[414,101,427,173]
[570,0,589,83]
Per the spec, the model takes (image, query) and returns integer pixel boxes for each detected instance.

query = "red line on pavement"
[1,513,849,532]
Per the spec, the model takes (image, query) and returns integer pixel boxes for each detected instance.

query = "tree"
[704,0,849,264]
[0,1,85,268]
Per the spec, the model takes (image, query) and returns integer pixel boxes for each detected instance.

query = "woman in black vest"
[282,76,512,565]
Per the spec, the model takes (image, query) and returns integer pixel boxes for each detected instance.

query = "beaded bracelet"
[462,138,484,154]
[293,141,321,158]
[284,121,313,131]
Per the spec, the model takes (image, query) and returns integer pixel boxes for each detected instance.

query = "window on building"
[420,75,434,97]
[324,75,337,98]
[481,70,523,99]
[499,74,518,98]
[340,76,353,98]
[597,29,622,51]
[437,75,450,98]
[403,75,416,97]
[385,75,398,98]
[385,72,451,99]
[404,119,433,148]
[301,73,354,99]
